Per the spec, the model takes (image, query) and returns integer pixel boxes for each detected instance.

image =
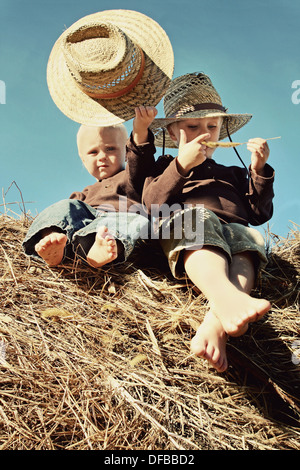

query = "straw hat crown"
[47,10,174,126]
[163,73,223,117]
[63,22,144,98]
[150,72,252,148]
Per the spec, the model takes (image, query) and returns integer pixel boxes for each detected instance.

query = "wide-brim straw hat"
[47,10,174,126]
[150,72,252,148]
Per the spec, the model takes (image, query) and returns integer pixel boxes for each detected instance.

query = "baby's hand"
[134,106,158,127]
[133,106,158,145]
[247,138,270,175]
[177,129,210,176]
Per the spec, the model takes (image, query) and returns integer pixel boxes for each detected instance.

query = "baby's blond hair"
[77,123,128,147]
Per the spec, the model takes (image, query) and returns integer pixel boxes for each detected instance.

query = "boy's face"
[168,117,222,158]
[77,126,127,180]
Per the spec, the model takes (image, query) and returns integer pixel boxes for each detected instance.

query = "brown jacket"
[69,132,156,213]
[143,154,275,227]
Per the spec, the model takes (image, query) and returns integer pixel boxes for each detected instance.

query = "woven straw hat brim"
[150,111,252,148]
[47,10,174,126]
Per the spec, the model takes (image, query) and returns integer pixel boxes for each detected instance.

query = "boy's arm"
[142,157,191,211]
[142,128,210,210]
[245,138,275,225]
[176,129,210,176]
[247,138,270,176]
[69,188,88,201]
[246,164,275,225]
[125,106,157,195]
[132,106,157,145]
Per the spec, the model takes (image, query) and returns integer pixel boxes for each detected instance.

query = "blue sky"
[1,0,299,240]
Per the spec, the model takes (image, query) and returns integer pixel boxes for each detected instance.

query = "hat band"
[82,47,145,100]
[169,103,227,118]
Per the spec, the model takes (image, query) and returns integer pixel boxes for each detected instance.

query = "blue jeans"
[23,199,150,264]
[160,207,267,279]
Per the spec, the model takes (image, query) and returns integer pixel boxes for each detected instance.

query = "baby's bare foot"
[86,226,118,268]
[35,232,67,266]
[212,291,271,337]
[191,310,228,372]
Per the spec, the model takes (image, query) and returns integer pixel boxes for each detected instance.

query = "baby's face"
[168,117,222,158]
[78,126,126,180]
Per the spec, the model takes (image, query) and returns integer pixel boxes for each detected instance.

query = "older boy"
[23,106,157,268]
[143,73,275,372]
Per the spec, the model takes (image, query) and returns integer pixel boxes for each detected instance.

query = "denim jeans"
[160,207,267,279]
[23,199,150,264]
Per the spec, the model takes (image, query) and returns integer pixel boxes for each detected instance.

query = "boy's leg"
[191,309,228,372]
[73,212,150,268]
[23,199,98,266]
[184,246,271,337]
[34,230,68,266]
[190,251,257,372]
[229,251,256,295]
[85,225,122,268]
[160,209,270,372]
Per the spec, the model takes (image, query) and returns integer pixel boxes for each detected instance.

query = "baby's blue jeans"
[23,199,150,264]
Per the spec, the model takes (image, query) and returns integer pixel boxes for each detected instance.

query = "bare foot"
[191,310,228,372]
[35,232,67,266]
[211,289,271,337]
[86,226,118,268]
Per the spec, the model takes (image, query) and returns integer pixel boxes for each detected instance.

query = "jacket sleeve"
[125,130,157,195]
[245,164,275,225]
[142,157,192,212]
[69,187,89,202]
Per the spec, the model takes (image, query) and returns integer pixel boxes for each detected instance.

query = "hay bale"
[0,214,299,450]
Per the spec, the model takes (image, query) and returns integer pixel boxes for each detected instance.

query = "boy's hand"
[247,138,270,176]
[177,129,210,176]
[133,106,158,145]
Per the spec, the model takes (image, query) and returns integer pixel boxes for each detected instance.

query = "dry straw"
[0,207,299,449]
[203,136,281,148]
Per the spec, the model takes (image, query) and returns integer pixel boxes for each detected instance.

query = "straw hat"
[150,72,252,148]
[47,10,174,126]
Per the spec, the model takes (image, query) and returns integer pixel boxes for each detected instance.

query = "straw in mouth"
[203,136,281,148]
